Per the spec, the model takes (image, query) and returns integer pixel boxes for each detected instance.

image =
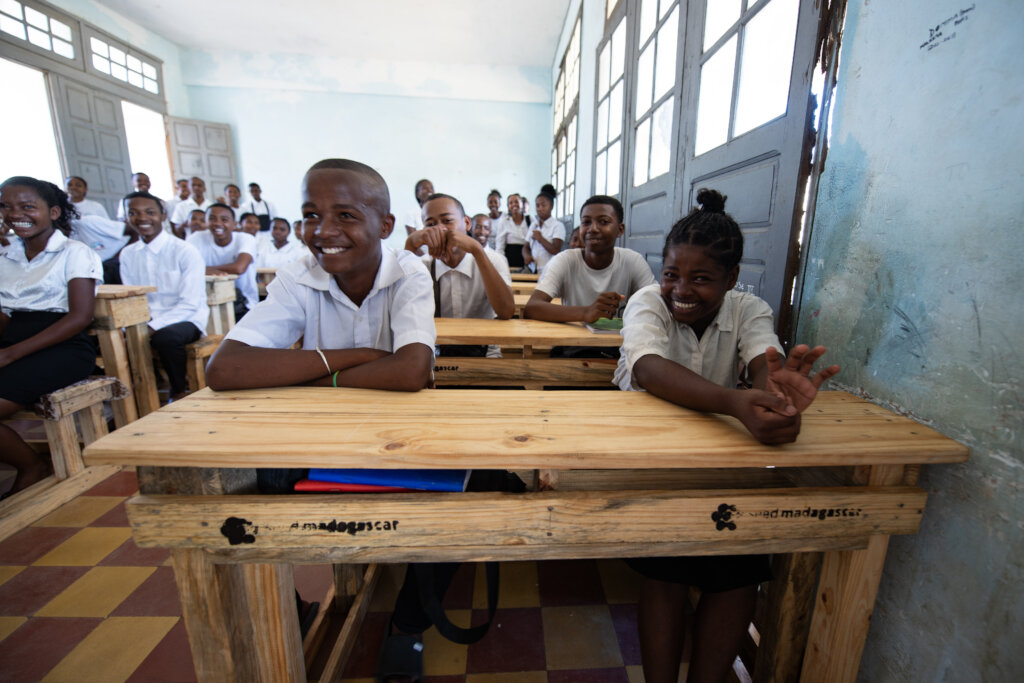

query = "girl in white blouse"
[0,176,103,493]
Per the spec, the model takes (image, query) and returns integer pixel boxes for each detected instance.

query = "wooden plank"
[92,295,152,329]
[136,466,258,496]
[186,336,224,393]
[752,552,821,683]
[316,563,381,683]
[0,466,121,541]
[96,284,158,299]
[76,404,108,451]
[206,276,238,305]
[37,376,124,419]
[511,281,538,295]
[303,583,334,669]
[125,487,927,554]
[241,563,305,681]
[84,390,970,470]
[94,330,138,427]
[42,416,78,480]
[548,468,793,491]
[124,323,160,417]
[435,317,621,347]
[432,357,616,387]
[511,272,539,282]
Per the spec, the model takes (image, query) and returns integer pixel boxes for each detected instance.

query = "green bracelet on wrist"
[332,370,339,388]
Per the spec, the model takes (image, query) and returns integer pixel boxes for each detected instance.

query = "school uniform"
[615,285,781,592]
[116,199,174,234]
[72,198,109,219]
[69,215,131,263]
[525,215,565,275]
[186,230,259,312]
[164,196,187,227]
[255,236,305,269]
[239,198,278,234]
[119,231,207,396]
[0,231,103,406]
[493,214,531,267]
[170,197,214,227]
[422,249,512,358]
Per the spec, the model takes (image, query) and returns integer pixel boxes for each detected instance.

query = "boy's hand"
[729,389,801,444]
[531,229,543,241]
[582,291,624,322]
[406,226,446,258]
[445,229,481,257]
[765,345,840,413]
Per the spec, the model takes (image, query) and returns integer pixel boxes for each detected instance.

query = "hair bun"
[696,188,726,214]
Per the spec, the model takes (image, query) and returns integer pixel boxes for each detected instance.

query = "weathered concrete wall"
[795,1,1023,680]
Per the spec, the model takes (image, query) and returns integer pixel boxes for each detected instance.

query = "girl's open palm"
[765,345,840,413]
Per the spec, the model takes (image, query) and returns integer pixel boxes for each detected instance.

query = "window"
[632,0,680,186]
[552,14,581,219]
[593,16,628,196]
[88,33,160,95]
[0,56,62,182]
[0,0,74,60]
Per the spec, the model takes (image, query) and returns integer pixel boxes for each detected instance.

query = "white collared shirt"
[69,215,131,262]
[0,231,102,314]
[186,230,259,309]
[526,216,565,274]
[421,248,512,320]
[170,198,214,226]
[493,214,531,249]
[239,198,277,219]
[72,198,109,219]
[537,247,657,308]
[119,230,208,335]
[613,286,784,391]
[225,247,436,352]
[256,236,306,269]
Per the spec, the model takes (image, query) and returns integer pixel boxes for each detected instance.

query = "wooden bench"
[511,272,539,282]
[0,376,129,540]
[93,284,160,427]
[510,281,538,296]
[206,275,238,335]
[256,268,277,298]
[186,335,225,393]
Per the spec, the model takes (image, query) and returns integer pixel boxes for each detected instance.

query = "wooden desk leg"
[124,322,160,416]
[753,552,821,683]
[95,329,138,427]
[172,549,304,682]
[799,465,904,683]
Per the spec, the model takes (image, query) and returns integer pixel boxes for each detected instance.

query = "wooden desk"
[511,272,539,282]
[84,388,967,683]
[510,281,537,296]
[93,285,159,426]
[434,318,621,387]
[514,293,558,316]
[205,275,237,335]
[256,268,277,297]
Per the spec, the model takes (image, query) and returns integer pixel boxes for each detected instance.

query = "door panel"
[167,116,236,199]
[51,73,131,215]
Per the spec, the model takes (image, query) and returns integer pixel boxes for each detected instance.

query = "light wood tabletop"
[511,272,539,282]
[434,317,621,348]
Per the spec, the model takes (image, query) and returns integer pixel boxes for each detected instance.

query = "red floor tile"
[548,668,630,682]
[0,617,100,680]
[98,537,171,566]
[91,499,131,527]
[0,525,78,565]
[83,469,139,497]
[126,618,197,682]
[112,566,182,617]
[341,610,390,678]
[465,607,546,674]
[0,565,90,615]
[609,603,642,666]
[538,559,607,606]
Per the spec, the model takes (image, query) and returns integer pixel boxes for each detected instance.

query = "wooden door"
[166,116,236,199]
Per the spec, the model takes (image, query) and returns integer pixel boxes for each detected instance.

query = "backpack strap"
[416,562,500,645]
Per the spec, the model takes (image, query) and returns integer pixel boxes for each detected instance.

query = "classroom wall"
[793,1,1023,680]
[182,50,553,251]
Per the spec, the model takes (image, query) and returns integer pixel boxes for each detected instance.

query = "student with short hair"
[523,184,564,275]
[403,178,434,236]
[238,212,261,237]
[164,178,190,227]
[65,176,109,219]
[119,192,207,401]
[470,213,495,250]
[256,217,304,269]
[238,182,277,234]
[492,192,531,268]
[221,183,243,221]
[568,225,582,249]
[406,193,514,357]
[115,172,152,220]
[170,177,213,231]
[187,204,258,319]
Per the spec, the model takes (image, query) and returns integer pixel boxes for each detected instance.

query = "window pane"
[598,41,610,96]
[0,0,22,20]
[606,0,617,19]
[50,18,70,40]
[552,148,557,178]
[734,0,799,137]
[635,43,654,116]
[609,81,623,141]
[597,98,609,148]
[703,0,741,52]
[52,36,73,58]
[127,69,142,87]
[143,78,158,94]
[694,35,736,155]
[567,115,577,152]
[639,0,657,46]
[634,117,650,186]
[607,141,621,196]
[567,185,575,216]
[121,100,173,196]
[90,36,107,56]
[142,62,157,79]
[127,54,141,73]
[109,45,126,65]
[596,151,607,196]
[567,150,576,184]
[23,5,45,29]
[111,62,127,81]
[92,53,110,74]
[610,20,626,83]
[0,57,62,184]
[26,24,49,49]
[654,7,679,99]
[558,136,566,164]
[660,0,674,19]
[649,97,673,179]
[0,15,25,40]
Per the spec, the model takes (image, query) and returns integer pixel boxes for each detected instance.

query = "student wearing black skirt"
[0,176,102,493]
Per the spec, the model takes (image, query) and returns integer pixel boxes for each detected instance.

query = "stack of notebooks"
[295,468,470,493]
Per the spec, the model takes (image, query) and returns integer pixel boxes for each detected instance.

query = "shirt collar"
[429,252,474,278]
[2,230,68,264]
[708,290,737,333]
[141,230,168,254]
[295,245,405,304]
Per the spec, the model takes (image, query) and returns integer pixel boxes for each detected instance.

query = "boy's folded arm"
[206,340,389,390]
[210,252,253,275]
[332,342,434,392]
[461,235,514,319]
[523,289,587,322]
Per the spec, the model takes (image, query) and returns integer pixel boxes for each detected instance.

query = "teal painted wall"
[794,1,1023,679]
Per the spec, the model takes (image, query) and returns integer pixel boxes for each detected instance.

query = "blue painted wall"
[794,1,1023,679]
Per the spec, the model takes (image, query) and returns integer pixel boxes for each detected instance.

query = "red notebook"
[293,479,415,493]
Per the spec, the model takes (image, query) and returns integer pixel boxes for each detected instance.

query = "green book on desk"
[585,317,623,333]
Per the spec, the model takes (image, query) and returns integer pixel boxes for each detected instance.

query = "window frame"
[552,8,583,222]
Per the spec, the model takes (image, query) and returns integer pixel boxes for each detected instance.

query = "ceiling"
[96,0,573,68]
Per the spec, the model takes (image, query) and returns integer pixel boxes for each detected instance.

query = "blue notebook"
[307,468,470,492]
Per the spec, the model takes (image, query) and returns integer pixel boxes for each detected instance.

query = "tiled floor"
[0,469,665,682]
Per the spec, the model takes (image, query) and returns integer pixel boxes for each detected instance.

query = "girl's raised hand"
[765,345,840,413]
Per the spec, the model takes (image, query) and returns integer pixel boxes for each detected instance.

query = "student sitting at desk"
[255,217,304,269]
[187,204,258,320]
[119,191,207,401]
[613,189,839,683]
[524,194,655,357]
[405,193,514,357]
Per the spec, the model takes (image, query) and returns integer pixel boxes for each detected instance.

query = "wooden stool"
[186,335,225,393]
[93,284,160,426]
[0,376,129,540]
[206,275,238,335]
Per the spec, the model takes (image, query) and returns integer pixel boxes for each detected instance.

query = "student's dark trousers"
[151,321,202,395]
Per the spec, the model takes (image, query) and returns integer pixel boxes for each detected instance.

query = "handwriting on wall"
[920,4,975,52]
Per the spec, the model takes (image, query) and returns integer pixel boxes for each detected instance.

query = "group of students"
[0,159,838,683]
